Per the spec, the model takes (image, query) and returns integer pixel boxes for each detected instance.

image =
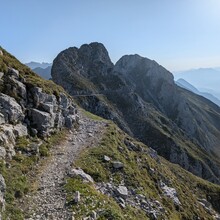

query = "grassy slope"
[65,120,220,220]
[0,47,65,95]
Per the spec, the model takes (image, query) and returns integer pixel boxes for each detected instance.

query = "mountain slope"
[0,47,78,219]
[176,78,220,106]
[32,66,52,80]
[1,47,220,220]
[52,42,220,184]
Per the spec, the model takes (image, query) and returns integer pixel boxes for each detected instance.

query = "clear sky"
[1,0,220,71]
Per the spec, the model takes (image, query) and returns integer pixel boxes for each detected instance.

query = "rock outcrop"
[0,67,78,159]
[52,42,220,184]
[0,48,79,217]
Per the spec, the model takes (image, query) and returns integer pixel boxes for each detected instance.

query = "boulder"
[30,87,57,108]
[65,115,77,129]
[30,108,54,134]
[13,123,28,137]
[54,111,65,129]
[124,139,142,152]
[112,161,124,169]
[39,103,55,114]
[0,50,3,56]
[103,155,111,162]
[0,93,24,124]
[59,93,70,109]
[116,185,128,198]
[161,182,181,206]
[68,168,94,183]
[74,191,80,203]
[8,67,19,78]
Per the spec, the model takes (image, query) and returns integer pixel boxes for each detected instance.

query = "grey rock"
[148,148,160,163]
[103,155,111,162]
[6,76,27,100]
[0,93,24,124]
[65,115,76,129]
[0,113,5,125]
[91,210,97,219]
[124,139,141,152]
[30,87,57,108]
[116,185,128,198]
[8,67,19,78]
[0,147,6,159]
[29,141,42,154]
[69,168,94,183]
[0,50,3,56]
[39,103,55,114]
[59,93,70,109]
[13,123,28,137]
[112,161,124,169]
[31,128,38,136]
[0,174,6,211]
[74,191,80,203]
[54,111,65,129]
[30,108,54,134]
[0,72,4,79]
[160,182,181,206]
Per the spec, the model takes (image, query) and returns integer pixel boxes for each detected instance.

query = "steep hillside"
[32,66,52,80]
[64,120,220,220]
[52,42,220,184]
[1,47,220,220]
[0,47,78,219]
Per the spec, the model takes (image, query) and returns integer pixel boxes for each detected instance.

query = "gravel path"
[21,114,106,220]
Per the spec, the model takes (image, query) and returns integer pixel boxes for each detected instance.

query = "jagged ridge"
[52,42,220,184]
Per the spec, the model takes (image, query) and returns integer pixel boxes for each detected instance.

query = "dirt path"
[22,114,106,220]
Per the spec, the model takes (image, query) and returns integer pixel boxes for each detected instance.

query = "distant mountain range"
[174,67,220,99]
[25,61,52,69]
[25,62,52,79]
[176,78,220,106]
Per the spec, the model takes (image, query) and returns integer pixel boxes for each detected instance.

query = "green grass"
[1,129,68,220]
[81,108,104,121]
[0,47,67,96]
[69,122,220,220]
[64,177,147,220]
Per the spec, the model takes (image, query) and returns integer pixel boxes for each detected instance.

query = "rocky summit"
[52,42,220,184]
[1,46,220,220]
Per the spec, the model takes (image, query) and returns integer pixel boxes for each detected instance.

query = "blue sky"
[1,0,220,71]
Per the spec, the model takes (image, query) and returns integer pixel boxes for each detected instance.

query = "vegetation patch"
[68,122,220,220]
[1,129,68,220]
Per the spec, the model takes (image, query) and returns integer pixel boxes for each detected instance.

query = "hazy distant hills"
[174,67,220,99]
[176,78,220,106]
[25,61,52,69]
[25,62,52,79]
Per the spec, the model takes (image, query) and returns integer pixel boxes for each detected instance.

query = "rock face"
[0,67,78,160]
[0,48,79,217]
[52,42,220,184]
